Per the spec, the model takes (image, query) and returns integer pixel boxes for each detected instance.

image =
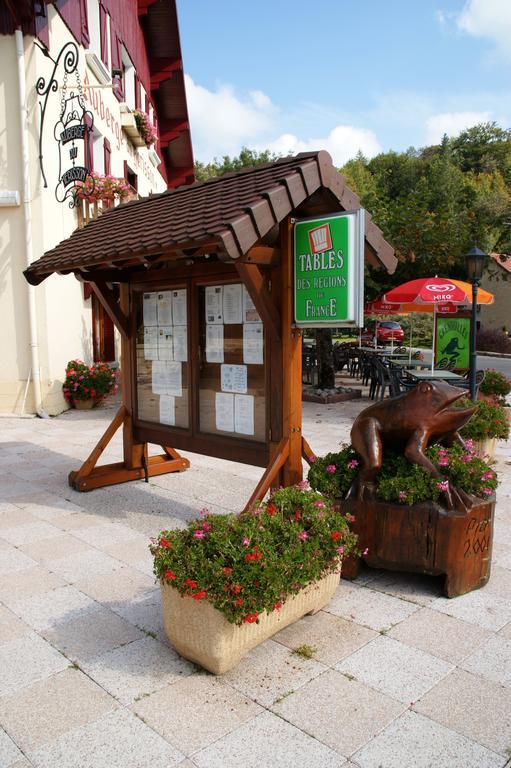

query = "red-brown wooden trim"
[90,281,129,339]
[234,262,281,343]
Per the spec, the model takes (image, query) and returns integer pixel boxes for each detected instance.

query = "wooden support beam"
[69,454,189,492]
[71,405,126,484]
[302,437,317,464]
[235,262,281,343]
[90,281,129,339]
[239,246,280,266]
[242,438,290,512]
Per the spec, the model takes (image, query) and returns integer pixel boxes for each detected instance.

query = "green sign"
[436,317,470,369]
[294,211,364,327]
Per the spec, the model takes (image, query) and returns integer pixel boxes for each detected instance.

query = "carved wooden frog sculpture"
[349,381,477,511]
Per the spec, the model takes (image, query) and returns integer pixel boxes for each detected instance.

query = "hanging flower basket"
[133,110,158,147]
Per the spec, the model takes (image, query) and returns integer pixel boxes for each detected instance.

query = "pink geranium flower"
[326,464,336,474]
[348,459,359,469]
[193,529,205,539]
[298,531,309,541]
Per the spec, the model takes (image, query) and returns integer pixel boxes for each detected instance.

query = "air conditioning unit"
[85,52,111,85]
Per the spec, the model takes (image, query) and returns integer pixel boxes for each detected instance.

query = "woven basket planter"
[473,438,497,461]
[160,571,340,674]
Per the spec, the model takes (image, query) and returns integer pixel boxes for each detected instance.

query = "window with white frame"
[121,45,136,111]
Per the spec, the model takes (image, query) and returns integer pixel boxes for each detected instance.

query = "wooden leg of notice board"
[302,437,317,464]
[68,408,189,492]
[242,438,290,512]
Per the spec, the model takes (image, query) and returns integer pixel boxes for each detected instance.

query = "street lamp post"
[464,247,487,401]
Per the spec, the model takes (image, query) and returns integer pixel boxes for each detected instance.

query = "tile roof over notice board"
[24,151,396,285]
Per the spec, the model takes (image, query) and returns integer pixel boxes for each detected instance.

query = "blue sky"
[178,0,511,165]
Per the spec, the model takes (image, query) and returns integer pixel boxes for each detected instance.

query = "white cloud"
[263,125,382,167]
[184,75,275,161]
[425,110,492,143]
[456,0,511,60]
[185,74,382,166]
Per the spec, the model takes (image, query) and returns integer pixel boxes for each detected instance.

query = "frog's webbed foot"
[441,482,474,516]
[347,478,377,501]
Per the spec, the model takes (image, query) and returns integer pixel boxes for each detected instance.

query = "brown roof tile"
[24,151,396,285]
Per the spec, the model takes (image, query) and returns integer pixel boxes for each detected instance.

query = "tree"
[195,147,282,181]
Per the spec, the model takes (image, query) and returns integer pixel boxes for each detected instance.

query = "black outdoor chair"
[456,370,485,398]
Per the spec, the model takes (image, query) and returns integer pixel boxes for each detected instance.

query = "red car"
[361,320,404,345]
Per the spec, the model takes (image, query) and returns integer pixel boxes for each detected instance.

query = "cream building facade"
[0,0,193,415]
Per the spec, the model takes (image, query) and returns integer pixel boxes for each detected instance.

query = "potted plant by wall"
[478,370,511,425]
[456,397,509,459]
[151,485,357,674]
[133,110,158,147]
[63,359,118,409]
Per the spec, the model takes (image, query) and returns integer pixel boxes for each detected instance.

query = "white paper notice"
[159,395,175,426]
[205,285,223,324]
[235,394,254,435]
[158,326,173,361]
[143,292,158,326]
[206,324,224,363]
[223,283,243,324]
[152,361,182,396]
[172,289,187,326]
[215,392,234,432]
[173,325,188,362]
[243,322,264,364]
[221,364,247,394]
[243,285,261,323]
[144,326,158,361]
[157,292,172,326]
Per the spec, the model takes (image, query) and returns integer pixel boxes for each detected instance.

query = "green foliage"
[194,147,282,181]
[308,444,498,506]
[457,398,510,441]
[151,486,357,626]
[62,360,118,402]
[340,121,511,289]
[479,369,511,400]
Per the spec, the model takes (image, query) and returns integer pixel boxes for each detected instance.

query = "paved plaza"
[0,394,510,768]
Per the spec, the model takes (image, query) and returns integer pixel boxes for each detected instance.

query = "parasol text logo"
[425,283,456,293]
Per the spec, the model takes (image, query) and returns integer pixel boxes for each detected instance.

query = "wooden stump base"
[342,496,495,598]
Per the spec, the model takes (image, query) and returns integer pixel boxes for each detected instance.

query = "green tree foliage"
[341,122,511,296]
[195,147,282,181]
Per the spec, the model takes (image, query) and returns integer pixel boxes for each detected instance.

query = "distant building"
[0,0,193,415]
[480,253,511,333]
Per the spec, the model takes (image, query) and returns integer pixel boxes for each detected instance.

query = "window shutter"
[103,138,111,175]
[111,31,124,101]
[135,75,141,111]
[80,0,89,47]
[99,3,108,66]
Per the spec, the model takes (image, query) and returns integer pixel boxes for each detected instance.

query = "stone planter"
[72,399,96,410]
[160,571,340,674]
[472,438,497,461]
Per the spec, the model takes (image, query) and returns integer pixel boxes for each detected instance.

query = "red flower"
[245,546,263,562]
[164,570,176,580]
[223,567,233,574]
[191,590,207,600]
[331,531,342,541]
[160,538,170,548]
[231,584,242,594]
[266,503,278,516]
[235,598,244,605]
[243,613,259,623]
[273,602,282,611]
[183,578,198,588]
[294,510,301,521]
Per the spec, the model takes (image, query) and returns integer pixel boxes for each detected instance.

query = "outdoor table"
[408,370,464,382]
[401,360,429,369]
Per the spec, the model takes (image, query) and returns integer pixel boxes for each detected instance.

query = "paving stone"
[326,582,418,631]
[0,566,65,607]
[499,621,511,639]
[223,639,327,708]
[72,522,141,549]
[336,635,453,704]
[0,546,37,577]
[0,633,69,696]
[0,727,25,768]
[352,710,505,768]
[102,536,152,567]
[41,605,144,662]
[45,549,124,584]
[430,586,511,631]
[132,672,262,755]
[0,520,61,547]
[365,570,443,606]
[81,635,194,705]
[273,610,377,666]
[76,567,156,606]
[0,668,117,753]
[10,585,99,631]
[28,708,184,768]
[50,511,111,530]
[413,669,511,756]
[0,605,31,644]
[0,508,39,529]
[20,534,91,564]
[192,710,346,768]
[272,669,405,757]
[460,635,511,688]
[18,500,82,522]
[388,607,493,664]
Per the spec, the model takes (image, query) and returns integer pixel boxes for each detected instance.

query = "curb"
[477,351,511,359]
